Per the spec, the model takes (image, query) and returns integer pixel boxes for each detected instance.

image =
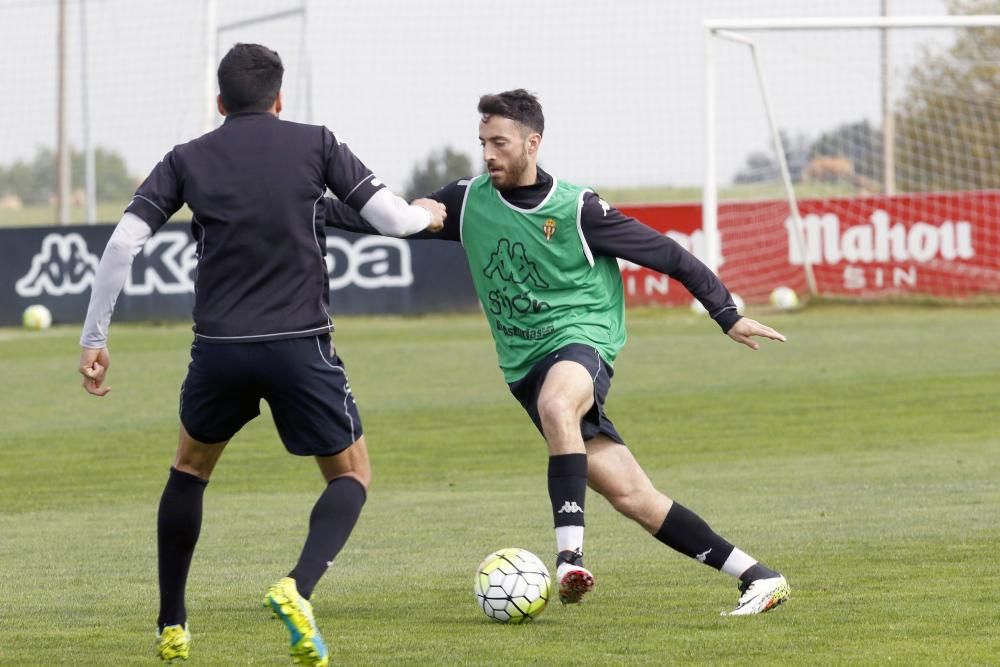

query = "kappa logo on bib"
[483,238,549,289]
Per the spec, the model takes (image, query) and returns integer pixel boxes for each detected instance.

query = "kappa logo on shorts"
[557,501,583,514]
[696,548,712,563]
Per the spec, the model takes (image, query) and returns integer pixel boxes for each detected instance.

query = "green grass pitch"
[1,304,998,665]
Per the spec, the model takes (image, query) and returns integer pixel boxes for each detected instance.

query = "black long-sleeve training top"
[323,167,740,333]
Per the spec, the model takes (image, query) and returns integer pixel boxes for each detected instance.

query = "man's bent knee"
[316,436,371,488]
[603,487,641,520]
[174,424,228,480]
[537,394,579,430]
[601,486,670,532]
[330,470,371,490]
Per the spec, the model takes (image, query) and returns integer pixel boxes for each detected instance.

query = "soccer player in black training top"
[78,44,445,666]
[323,89,791,616]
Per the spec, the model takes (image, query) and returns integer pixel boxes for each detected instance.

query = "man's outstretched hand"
[726,318,786,351]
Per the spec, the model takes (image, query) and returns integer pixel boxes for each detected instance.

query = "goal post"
[703,14,1000,304]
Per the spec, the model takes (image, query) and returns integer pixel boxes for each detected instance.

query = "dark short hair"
[478,89,544,135]
[217,43,283,113]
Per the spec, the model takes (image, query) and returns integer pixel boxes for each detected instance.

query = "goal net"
[705,14,1000,303]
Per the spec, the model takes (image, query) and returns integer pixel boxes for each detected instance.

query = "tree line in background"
[0,142,476,211]
[0,148,135,207]
[403,147,474,200]
[733,0,999,194]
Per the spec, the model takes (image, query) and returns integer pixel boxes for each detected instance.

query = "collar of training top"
[223,110,278,124]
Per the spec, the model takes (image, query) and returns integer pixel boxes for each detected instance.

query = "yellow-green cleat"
[264,577,329,667]
[156,623,190,662]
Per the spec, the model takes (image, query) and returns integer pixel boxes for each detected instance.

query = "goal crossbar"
[705,15,1000,32]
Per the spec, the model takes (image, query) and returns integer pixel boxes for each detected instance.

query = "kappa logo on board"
[15,231,197,298]
[15,233,99,297]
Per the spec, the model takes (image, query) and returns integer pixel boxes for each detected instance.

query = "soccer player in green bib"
[327,89,790,615]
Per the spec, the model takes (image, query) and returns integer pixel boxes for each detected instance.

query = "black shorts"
[508,343,625,445]
[179,334,362,456]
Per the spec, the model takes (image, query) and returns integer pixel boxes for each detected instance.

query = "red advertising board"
[618,191,1000,305]
[616,202,702,307]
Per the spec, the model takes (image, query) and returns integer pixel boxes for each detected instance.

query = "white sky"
[1,0,956,195]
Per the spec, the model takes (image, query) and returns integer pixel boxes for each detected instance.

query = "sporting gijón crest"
[543,218,557,241]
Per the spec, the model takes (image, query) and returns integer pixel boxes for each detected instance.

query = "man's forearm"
[358,188,432,237]
[79,212,152,348]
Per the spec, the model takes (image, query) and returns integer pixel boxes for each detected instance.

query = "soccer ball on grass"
[22,304,53,330]
[473,547,552,623]
[769,286,800,311]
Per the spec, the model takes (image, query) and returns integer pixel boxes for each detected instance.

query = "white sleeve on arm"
[357,188,432,237]
[79,212,153,348]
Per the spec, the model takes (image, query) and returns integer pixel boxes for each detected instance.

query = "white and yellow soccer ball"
[474,548,552,623]
[769,286,800,311]
[22,304,53,330]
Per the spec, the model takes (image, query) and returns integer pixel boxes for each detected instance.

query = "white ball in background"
[732,293,746,315]
[689,298,708,316]
[769,286,800,311]
[22,304,53,331]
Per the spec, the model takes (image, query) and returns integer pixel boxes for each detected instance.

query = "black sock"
[653,502,735,570]
[548,453,588,530]
[157,467,208,630]
[739,562,779,586]
[288,477,367,599]
[557,549,585,567]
